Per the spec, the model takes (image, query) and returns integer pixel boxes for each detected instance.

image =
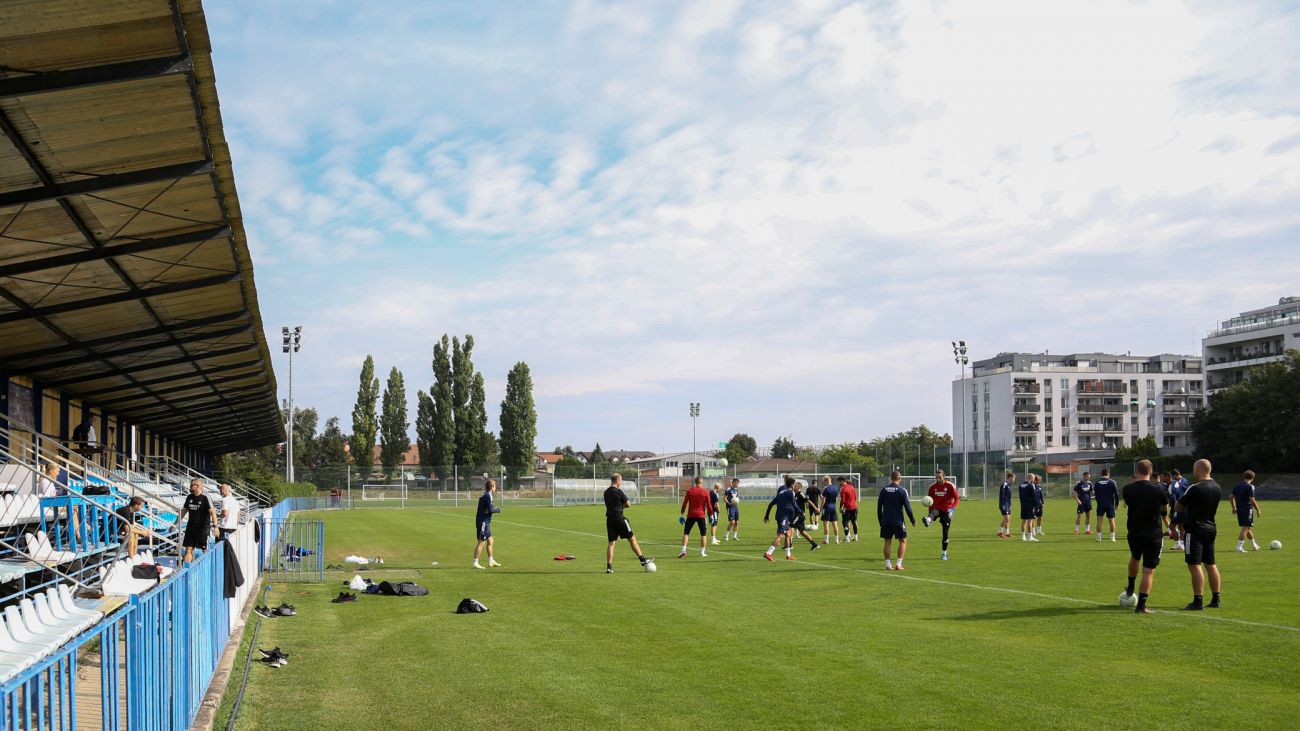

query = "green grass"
[217,498,1300,730]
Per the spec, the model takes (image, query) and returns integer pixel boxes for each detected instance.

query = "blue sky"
[205,0,1300,453]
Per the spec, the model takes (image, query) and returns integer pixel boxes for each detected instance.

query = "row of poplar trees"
[348,334,537,478]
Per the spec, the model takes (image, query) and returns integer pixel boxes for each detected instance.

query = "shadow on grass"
[939,605,1115,622]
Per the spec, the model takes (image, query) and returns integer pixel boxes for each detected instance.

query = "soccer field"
[218,498,1300,730]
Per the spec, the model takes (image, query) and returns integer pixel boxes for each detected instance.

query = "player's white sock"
[785,547,792,557]
[765,545,775,556]
[701,549,707,557]
[885,559,893,569]
[1110,533,1116,541]
[1252,541,1260,550]
[1237,540,1245,550]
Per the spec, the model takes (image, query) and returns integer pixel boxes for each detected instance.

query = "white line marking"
[426,509,1300,634]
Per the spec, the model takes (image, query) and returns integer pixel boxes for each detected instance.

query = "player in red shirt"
[678,477,712,558]
[923,469,961,560]
[836,477,860,542]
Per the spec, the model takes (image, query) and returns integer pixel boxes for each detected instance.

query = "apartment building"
[952,352,1204,458]
[1203,297,1300,393]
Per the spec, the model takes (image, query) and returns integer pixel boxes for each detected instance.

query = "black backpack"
[455,598,489,614]
[377,581,429,597]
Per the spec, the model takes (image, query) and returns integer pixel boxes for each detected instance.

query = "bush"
[267,481,319,503]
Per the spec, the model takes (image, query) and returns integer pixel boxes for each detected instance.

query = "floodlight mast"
[690,402,700,478]
[952,340,969,487]
[283,325,302,482]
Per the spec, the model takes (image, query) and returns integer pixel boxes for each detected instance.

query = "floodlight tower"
[690,402,700,477]
[952,340,969,488]
[283,325,302,482]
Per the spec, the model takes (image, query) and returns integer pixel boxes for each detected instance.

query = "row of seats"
[0,495,53,527]
[99,551,172,596]
[0,585,102,683]
[22,532,79,564]
[0,464,31,494]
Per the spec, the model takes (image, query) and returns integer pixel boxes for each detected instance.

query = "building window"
[1061,416,1069,427]
[1164,436,1176,448]
[1062,435,1070,447]
[1045,436,1054,447]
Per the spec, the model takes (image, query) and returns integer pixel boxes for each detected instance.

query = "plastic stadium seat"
[34,592,98,633]
[18,598,78,644]
[45,587,99,623]
[0,617,47,662]
[23,532,77,564]
[58,584,103,616]
[2,606,64,652]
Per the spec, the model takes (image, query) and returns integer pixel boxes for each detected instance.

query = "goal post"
[359,483,408,508]
[552,479,639,506]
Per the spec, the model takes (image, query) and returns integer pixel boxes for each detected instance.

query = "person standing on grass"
[805,478,824,531]
[1166,472,1189,551]
[763,476,799,561]
[922,469,960,560]
[473,479,502,569]
[708,483,722,546]
[878,471,915,571]
[678,477,711,558]
[997,472,1014,538]
[217,483,241,541]
[1018,475,1040,542]
[1232,471,1262,552]
[1073,472,1094,535]
[1121,460,1168,615]
[1177,459,1222,610]
[789,483,822,552]
[724,478,741,540]
[821,476,842,544]
[838,477,860,542]
[1032,474,1045,535]
[1093,469,1120,542]
[180,479,218,563]
[604,474,651,574]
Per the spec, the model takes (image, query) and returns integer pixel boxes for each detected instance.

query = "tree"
[415,390,435,473]
[291,407,319,469]
[429,336,455,473]
[771,435,797,459]
[554,455,587,479]
[1194,351,1300,472]
[499,362,537,475]
[317,417,348,465]
[379,367,409,477]
[590,443,606,463]
[861,425,953,472]
[722,433,758,466]
[452,335,481,466]
[349,355,380,474]
[1115,435,1160,463]
[466,371,490,467]
[817,443,883,478]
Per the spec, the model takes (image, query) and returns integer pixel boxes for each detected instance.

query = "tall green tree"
[1194,351,1300,471]
[290,407,319,469]
[467,371,491,467]
[499,362,537,475]
[1114,435,1160,463]
[349,355,380,474]
[379,367,410,477]
[723,433,758,465]
[317,416,348,465]
[430,336,456,473]
[771,435,797,459]
[452,335,480,465]
[415,389,436,473]
[590,443,606,463]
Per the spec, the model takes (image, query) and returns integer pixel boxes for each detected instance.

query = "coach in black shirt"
[603,474,651,573]
[1176,459,1223,610]
[1121,460,1168,614]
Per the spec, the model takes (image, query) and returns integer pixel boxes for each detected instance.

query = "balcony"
[1077,423,1103,432]
[1163,425,1193,433]
[1014,422,1041,433]
[1207,311,1300,339]
[1077,382,1126,394]
[1076,403,1129,413]
[1012,384,1041,395]
[1013,403,1041,413]
[1162,405,1199,414]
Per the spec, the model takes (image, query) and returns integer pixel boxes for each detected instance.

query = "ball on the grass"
[719,458,728,467]
[1118,590,1138,608]
[922,496,934,507]
[644,561,657,573]
[1270,540,1282,550]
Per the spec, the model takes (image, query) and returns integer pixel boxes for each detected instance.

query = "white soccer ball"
[922,496,934,507]
[1118,590,1138,608]
[644,561,657,573]
[1270,540,1282,550]
[719,458,728,467]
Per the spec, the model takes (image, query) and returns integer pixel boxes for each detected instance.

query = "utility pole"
[953,340,969,490]
[690,402,700,478]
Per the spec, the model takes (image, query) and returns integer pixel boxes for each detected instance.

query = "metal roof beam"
[20,323,251,372]
[0,55,193,99]
[42,344,250,388]
[0,160,213,209]
[2,309,247,361]
[0,271,238,325]
[138,393,269,421]
[91,370,264,408]
[0,226,231,278]
[74,358,265,397]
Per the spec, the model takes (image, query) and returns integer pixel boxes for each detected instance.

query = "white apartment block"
[1203,297,1300,393]
[952,352,1204,458]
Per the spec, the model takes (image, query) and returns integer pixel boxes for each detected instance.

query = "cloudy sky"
[206,0,1300,453]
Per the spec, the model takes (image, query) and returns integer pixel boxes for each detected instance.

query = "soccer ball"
[719,458,728,467]
[1118,590,1138,609]
[1270,540,1282,550]
[644,561,657,573]
[922,496,934,507]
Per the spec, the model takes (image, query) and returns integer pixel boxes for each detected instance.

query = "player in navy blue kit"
[763,477,800,561]
[1073,472,1094,535]
[708,483,722,546]
[1232,470,1262,552]
[724,478,741,541]
[472,479,502,569]
[821,477,841,544]
[1032,475,1045,535]
[1019,476,1041,542]
[877,471,915,570]
[997,472,1014,538]
[1093,469,1120,542]
[1177,459,1222,610]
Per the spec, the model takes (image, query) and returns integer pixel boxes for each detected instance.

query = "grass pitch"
[217,498,1300,730]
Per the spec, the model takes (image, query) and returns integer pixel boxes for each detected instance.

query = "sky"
[205,0,1300,454]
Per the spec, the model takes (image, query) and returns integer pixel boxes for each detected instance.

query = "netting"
[552,479,639,506]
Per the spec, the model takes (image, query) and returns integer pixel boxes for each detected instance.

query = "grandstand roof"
[0,0,283,452]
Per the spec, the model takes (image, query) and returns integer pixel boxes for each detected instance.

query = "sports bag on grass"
[456,598,489,614]
[377,580,428,596]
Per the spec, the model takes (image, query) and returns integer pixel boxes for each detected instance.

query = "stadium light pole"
[952,340,969,489]
[283,325,302,483]
[690,402,700,477]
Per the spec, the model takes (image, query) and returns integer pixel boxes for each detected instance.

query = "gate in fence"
[263,519,324,582]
